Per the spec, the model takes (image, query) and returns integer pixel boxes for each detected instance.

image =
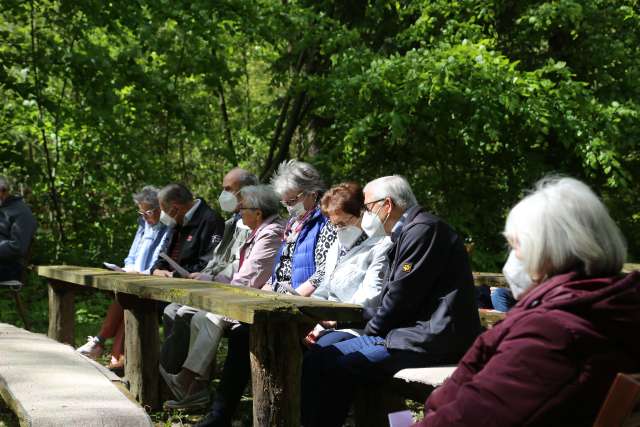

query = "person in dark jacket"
[151,183,225,276]
[301,175,481,427]
[413,176,640,427]
[0,176,37,282]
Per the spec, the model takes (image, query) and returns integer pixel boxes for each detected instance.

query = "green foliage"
[0,0,638,277]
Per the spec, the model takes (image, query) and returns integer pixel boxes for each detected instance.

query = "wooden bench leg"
[47,280,75,345]
[13,290,31,331]
[119,294,160,410]
[250,313,301,427]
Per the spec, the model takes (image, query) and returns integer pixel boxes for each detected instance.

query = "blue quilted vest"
[272,208,327,289]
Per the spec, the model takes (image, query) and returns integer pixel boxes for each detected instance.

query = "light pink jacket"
[230,215,285,288]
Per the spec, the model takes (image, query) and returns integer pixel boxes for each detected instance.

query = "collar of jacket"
[390,205,425,242]
[182,198,208,227]
[245,214,283,245]
[0,195,23,208]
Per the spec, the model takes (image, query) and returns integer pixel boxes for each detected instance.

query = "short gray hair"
[504,176,626,280]
[158,183,193,206]
[363,175,417,210]
[239,185,280,218]
[132,185,160,209]
[230,168,259,187]
[0,175,10,192]
[271,160,325,197]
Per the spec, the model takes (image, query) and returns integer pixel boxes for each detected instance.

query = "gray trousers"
[182,311,234,379]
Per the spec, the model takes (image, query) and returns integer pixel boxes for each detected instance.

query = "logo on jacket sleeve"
[187,235,193,242]
[402,263,413,273]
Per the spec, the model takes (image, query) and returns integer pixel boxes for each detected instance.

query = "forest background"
[1,0,639,335]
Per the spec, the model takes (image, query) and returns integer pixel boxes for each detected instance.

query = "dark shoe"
[159,364,186,401]
[164,388,210,411]
[193,411,232,427]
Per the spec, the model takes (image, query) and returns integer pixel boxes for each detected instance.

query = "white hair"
[271,160,325,197]
[132,185,160,208]
[504,176,626,280]
[363,175,417,210]
[239,185,280,218]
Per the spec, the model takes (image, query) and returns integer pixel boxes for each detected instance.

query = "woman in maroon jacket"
[413,176,640,427]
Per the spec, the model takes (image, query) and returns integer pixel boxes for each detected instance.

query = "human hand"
[189,272,212,281]
[153,269,173,278]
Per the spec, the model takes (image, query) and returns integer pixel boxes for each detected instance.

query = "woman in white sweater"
[307,182,393,345]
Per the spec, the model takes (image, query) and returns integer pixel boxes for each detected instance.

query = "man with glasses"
[301,175,482,427]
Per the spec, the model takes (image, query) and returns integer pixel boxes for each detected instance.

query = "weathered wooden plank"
[479,309,506,328]
[623,263,640,273]
[473,272,507,288]
[47,280,76,345]
[250,312,302,427]
[36,265,364,324]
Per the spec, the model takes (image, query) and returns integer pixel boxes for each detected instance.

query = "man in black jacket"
[151,183,225,380]
[0,176,37,282]
[301,175,481,427]
[151,183,225,277]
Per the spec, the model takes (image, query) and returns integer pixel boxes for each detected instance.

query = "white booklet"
[103,262,125,272]
[388,410,414,427]
[158,252,190,278]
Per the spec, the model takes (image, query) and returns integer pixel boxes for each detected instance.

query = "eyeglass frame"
[363,198,387,213]
[138,207,159,217]
[280,191,306,208]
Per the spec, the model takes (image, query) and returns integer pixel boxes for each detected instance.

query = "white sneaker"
[77,336,104,359]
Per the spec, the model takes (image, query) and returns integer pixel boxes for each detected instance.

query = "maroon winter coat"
[413,270,640,427]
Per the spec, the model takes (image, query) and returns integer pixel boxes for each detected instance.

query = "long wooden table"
[37,265,363,427]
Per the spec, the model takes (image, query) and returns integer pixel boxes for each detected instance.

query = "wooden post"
[47,280,75,345]
[119,294,160,410]
[250,312,302,427]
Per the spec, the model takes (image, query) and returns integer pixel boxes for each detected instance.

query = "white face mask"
[287,201,306,219]
[336,225,362,249]
[502,250,533,299]
[218,190,238,213]
[361,203,387,238]
[159,210,177,228]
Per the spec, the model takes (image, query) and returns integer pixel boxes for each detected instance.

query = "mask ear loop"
[378,197,392,226]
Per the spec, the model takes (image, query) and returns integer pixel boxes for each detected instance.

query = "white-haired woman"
[161,185,285,410]
[413,176,640,427]
[77,186,168,371]
[264,159,337,296]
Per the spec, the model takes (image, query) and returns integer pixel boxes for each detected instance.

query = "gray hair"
[132,185,160,209]
[239,185,280,218]
[363,175,418,210]
[504,176,626,280]
[271,160,325,197]
[0,175,10,191]
[158,183,194,206]
[230,168,259,187]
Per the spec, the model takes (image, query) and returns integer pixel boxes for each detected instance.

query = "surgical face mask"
[218,190,238,213]
[502,250,533,299]
[287,201,306,219]
[361,204,387,238]
[159,209,177,228]
[337,225,362,249]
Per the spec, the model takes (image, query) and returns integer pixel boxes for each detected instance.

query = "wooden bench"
[0,322,152,427]
[36,265,362,427]
[594,372,640,427]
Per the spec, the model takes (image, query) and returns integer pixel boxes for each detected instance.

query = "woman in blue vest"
[195,160,336,427]
[264,159,337,296]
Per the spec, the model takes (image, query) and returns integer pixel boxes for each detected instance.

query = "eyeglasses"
[331,215,360,230]
[281,191,305,207]
[138,207,158,217]
[363,198,386,213]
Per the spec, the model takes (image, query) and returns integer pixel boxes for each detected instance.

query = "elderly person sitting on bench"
[160,184,285,410]
[413,176,640,427]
